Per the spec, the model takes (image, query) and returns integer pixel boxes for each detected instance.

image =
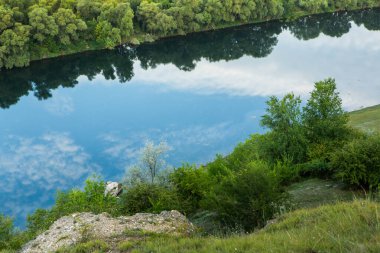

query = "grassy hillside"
[52,105,380,253]
[349,104,380,133]
[57,200,380,253]
[287,178,364,209]
[133,201,380,253]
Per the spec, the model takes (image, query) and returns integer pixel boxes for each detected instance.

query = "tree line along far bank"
[1,0,380,69]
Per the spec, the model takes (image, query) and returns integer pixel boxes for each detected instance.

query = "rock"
[21,211,194,253]
[104,182,123,197]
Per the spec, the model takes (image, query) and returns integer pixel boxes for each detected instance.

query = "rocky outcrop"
[21,211,194,253]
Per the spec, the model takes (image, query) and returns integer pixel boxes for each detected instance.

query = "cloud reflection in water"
[0,133,98,225]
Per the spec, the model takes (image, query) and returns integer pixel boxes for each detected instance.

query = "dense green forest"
[0,0,379,69]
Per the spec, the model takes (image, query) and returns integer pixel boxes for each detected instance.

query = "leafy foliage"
[332,134,380,189]
[0,215,14,250]
[27,176,119,235]
[0,23,30,68]
[0,215,30,251]
[260,93,307,163]
[28,6,58,43]
[96,20,121,48]
[1,0,379,69]
[303,78,351,157]
[203,161,286,231]
[119,183,180,214]
[124,141,171,185]
[169,164,210,215]
[53,8,87,45]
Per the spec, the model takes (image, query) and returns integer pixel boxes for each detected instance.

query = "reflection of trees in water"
[287,8,380,40]
[0,8,379,109]
[352,8,380,30]
[0,49,135,108]
[287,11,352,40]
[136,21,282,71]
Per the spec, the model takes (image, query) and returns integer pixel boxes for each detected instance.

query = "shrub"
[54,177,119,215]
[0,215,29,251]
[0,215,14,250]
[27,176,119,235]
[332,134,380,189]
[203,161,286,231]
[169,164,210,215]
[272,158,300,185]
[224,134,262,170]
[119,183,180,215]
[299,159,331,178]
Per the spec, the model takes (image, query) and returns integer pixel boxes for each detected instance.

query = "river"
[1,8,380,226]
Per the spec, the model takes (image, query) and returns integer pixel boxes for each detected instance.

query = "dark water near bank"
[1,9,380,226]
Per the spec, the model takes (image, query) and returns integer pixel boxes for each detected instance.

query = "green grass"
[129,200,380,253]
[118,241,135,251]
[55,240,109,253]
[288,178,364,209]
[56,201,380,253]
[349,104,380,133]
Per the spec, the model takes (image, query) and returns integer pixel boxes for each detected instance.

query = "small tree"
[140,141,170,184]
[261,93,307,163]
[303,78,350,158]
[123,165,148,187]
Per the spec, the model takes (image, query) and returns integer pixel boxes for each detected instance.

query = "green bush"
[203,161,286,231]
[298,159,331,178]
[27,176,119,235]
[0,215,14,250]
[332,134,380,189]
[54,177,119,215]
[272,158,300,185]
[223,134,262,170]
[119,183,180,215]
[169,164,210,215]
[0,215,30,251]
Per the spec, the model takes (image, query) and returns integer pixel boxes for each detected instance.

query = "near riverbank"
[1,78,379,252]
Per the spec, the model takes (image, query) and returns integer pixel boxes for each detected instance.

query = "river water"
[1,9,380,226]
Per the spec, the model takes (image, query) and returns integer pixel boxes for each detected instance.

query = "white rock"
[104,181,123,197]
